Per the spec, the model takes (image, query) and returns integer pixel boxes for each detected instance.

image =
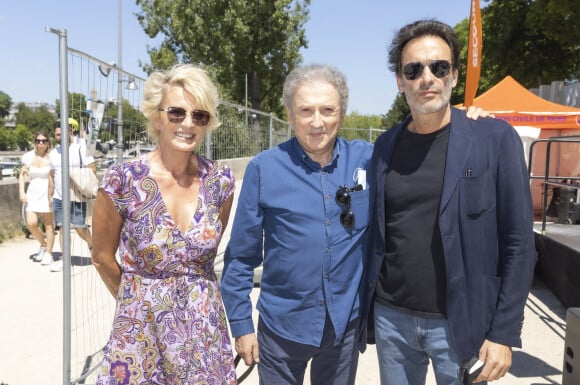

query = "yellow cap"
[68,118,79,130]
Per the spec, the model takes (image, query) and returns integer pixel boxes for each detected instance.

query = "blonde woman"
[19,132,55,264]
[92,64,236,384]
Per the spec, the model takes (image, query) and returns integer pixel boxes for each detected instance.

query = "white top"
[49,143,95,200]
[22,150,51,213]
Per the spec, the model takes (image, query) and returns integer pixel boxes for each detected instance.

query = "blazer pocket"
[460,172,495,219]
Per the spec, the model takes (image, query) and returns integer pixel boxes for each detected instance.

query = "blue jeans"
[257,315,359,385]
[53,198,87,228]
[373,301,469,385]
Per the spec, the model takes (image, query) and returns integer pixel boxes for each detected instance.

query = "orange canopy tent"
[458,76,580,215]
[459,75,580,129]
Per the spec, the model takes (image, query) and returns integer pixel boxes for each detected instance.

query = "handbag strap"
[234,354,255,383]
[78,147,83,168]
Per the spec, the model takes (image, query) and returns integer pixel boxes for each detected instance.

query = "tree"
[0,91,12,119]
[15,103,55,136]
[452,0,580,105]
[0,127,17,150]
[14,124,33,151]
[55,92,88,126]
[339,112,383,141]
[136,0,310,117]
[381,95,410,130]
[100,100,147,150]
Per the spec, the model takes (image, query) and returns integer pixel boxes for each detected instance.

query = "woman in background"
[19,131,55,265]
[92,64,237,384]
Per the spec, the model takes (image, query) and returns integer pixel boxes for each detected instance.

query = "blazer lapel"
[375,121,407,241]
[440,108,473,213]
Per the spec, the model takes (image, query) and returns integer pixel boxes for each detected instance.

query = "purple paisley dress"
[96,154,236,385]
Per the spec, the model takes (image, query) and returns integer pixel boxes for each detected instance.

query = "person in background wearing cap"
[48,119,96,272]
[67,117,87,147]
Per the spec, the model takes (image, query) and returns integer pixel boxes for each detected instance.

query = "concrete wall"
[0,157,252,239]
[0,179,24,237]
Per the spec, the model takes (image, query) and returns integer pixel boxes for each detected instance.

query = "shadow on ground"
[46,251,92,266]
[510,350,561,384]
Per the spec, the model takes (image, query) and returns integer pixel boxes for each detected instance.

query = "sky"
[0,0,475,116]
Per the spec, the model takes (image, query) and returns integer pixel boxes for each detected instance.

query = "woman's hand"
[466,105,495,119]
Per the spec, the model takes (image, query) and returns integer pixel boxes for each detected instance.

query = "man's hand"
[474,339,512,383]
[235,333,259,366]
[466,105,495,120]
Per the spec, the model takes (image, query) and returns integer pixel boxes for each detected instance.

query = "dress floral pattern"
[96,154,236,385]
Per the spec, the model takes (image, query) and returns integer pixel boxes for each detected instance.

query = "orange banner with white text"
[464,0,482,107]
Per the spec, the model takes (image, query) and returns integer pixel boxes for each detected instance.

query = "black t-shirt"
[375,124,450,317]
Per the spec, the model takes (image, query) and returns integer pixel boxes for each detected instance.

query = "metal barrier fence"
[51,27,385,385]
[65,47,293,167]
[65,45,382,164]
[203,102,291,160]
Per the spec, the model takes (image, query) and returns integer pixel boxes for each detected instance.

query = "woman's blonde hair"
[141,64,220,143]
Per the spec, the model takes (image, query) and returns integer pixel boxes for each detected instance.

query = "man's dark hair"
[388,19,461,76]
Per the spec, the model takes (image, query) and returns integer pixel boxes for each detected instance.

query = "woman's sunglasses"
[34,139,49,144]
[402,60,451,81]
[158,106,211,126]
[335,184,363,228]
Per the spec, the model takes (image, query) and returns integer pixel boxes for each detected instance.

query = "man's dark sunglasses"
[402,60,451,81]
[335,184,363,228]
[158,106,211,126]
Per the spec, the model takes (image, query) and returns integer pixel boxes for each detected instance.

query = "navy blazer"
[360,107,537,362]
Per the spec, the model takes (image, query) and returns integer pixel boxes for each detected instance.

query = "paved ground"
[0,179,572,385]
[0,234,570,385]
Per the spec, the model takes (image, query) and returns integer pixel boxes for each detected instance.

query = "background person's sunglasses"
[402,60,451,81]
[158,106,211,126]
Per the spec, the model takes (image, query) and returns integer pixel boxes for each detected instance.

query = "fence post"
[206,130,212,160]
[269,113,274,149]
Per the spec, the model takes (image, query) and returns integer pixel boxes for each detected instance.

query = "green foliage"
[339,112,384,141]
[482,0,580,88]
[102,100,148,149]
[55,92,147,150]
[135,0,311,117]
[0,126,17,150]
[210,107,258,159]
[14,125,33,151]
[379,0,579,116]
[452,0,580,105]
[343,112,382,130]
[0,90,147,153]
[56,92,88,127]
[0,91,12,119]
[381,95,410,130]
[15,103,55,135]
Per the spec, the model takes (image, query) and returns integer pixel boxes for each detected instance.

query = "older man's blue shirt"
[221,137,372,347]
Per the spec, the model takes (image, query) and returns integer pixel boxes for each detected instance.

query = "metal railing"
[528,134,580,233]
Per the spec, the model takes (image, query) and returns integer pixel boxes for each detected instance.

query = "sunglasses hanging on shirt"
[335,184,363,228]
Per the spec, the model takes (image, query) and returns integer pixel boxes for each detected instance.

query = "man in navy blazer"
[361,19,537,385]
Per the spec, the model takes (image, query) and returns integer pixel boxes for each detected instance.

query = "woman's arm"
[218,193,234,237]
[18,165,29,203]
[91,189,123,298]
